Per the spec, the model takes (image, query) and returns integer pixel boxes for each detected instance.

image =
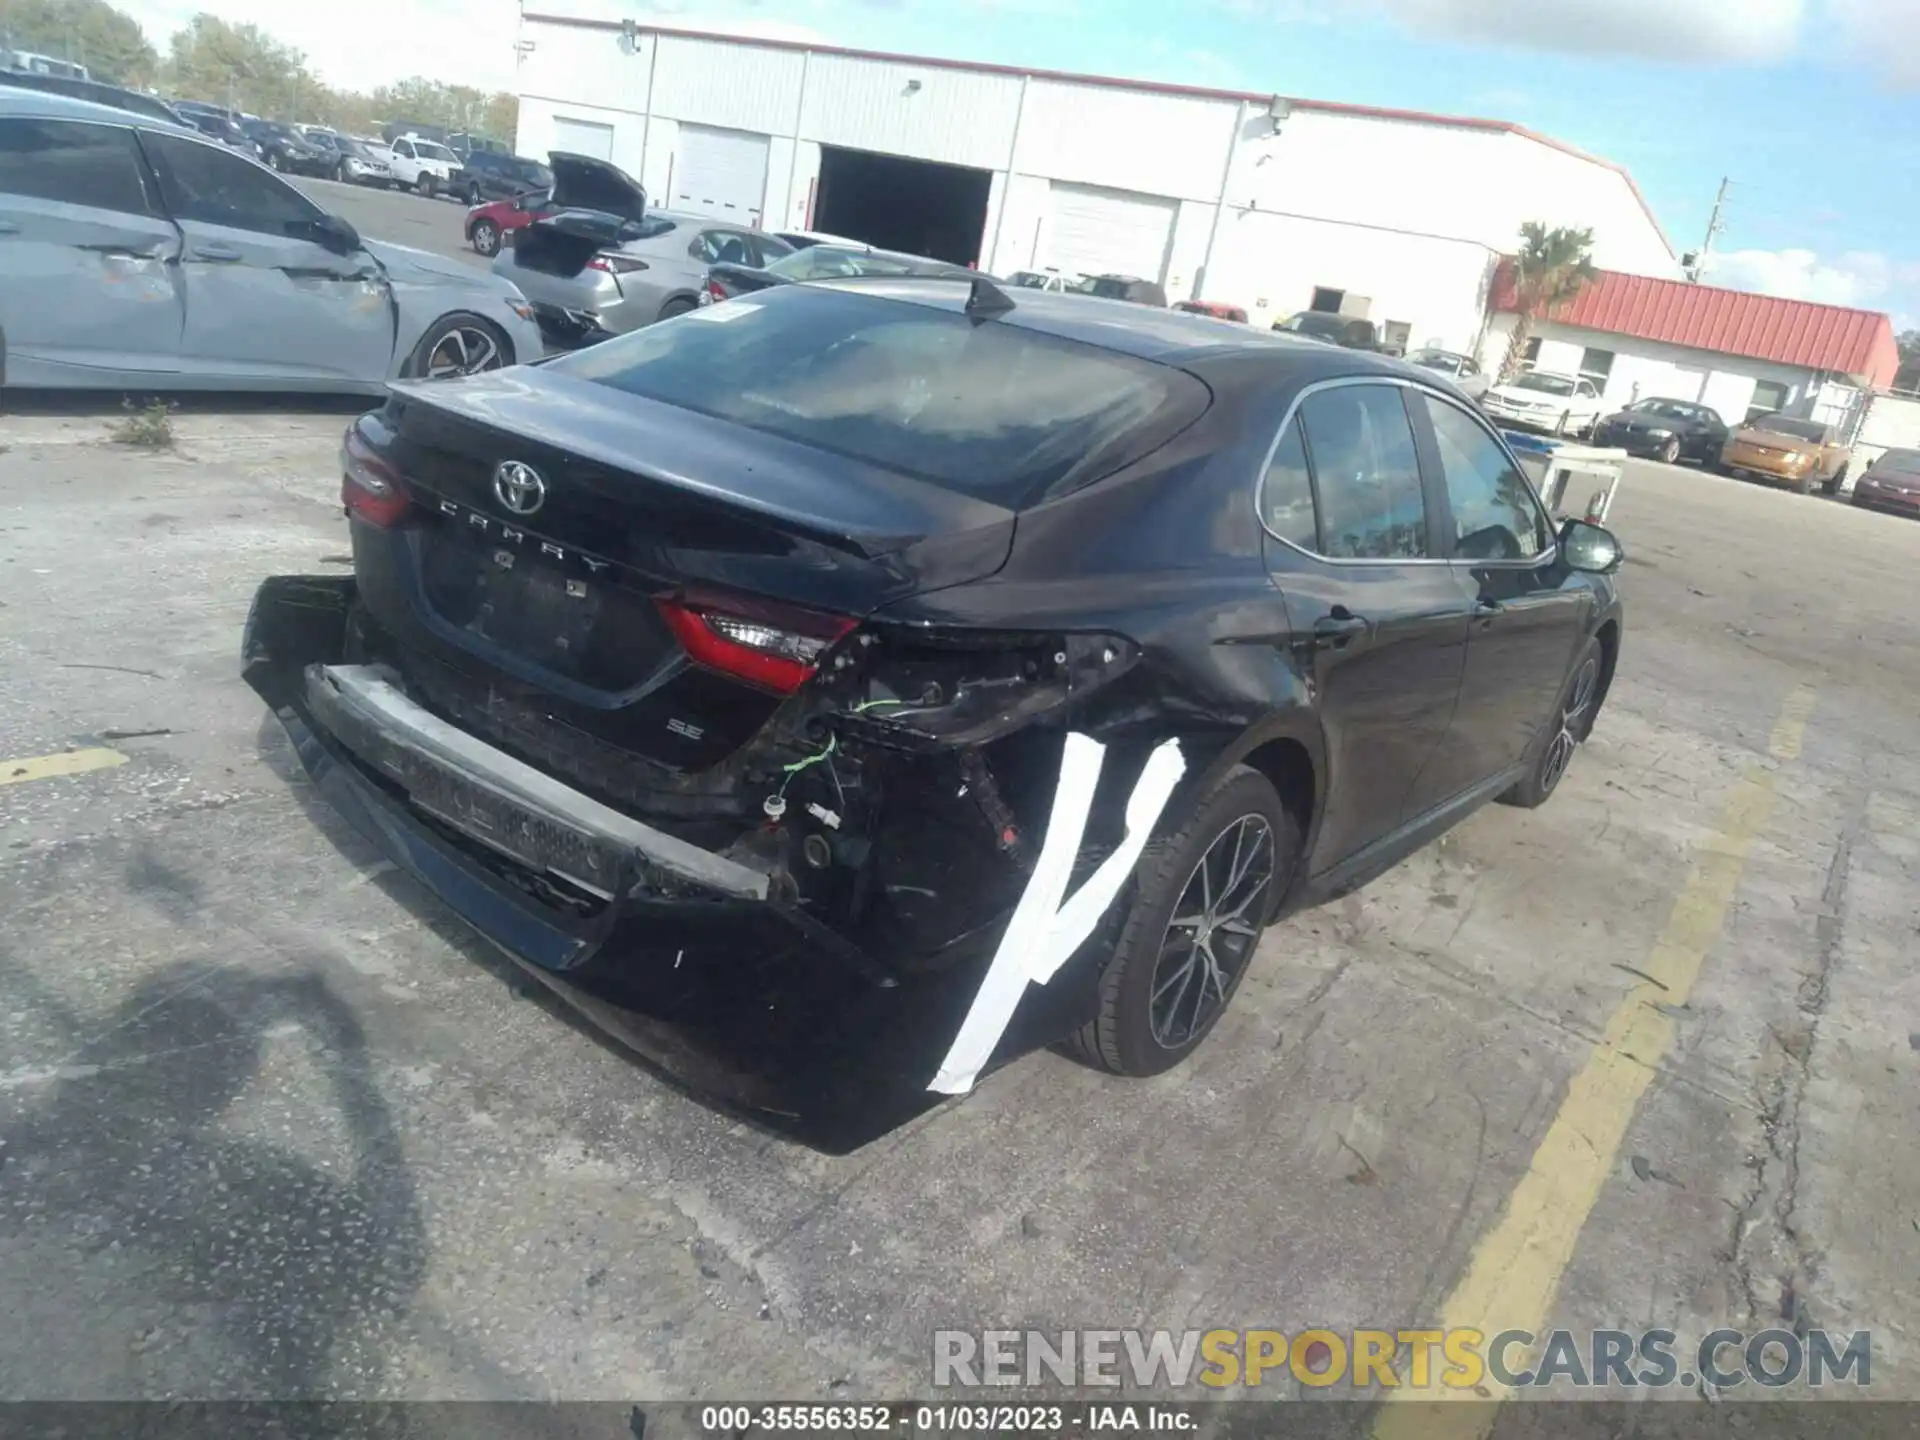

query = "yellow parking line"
[0,748,129,787]
[1372,684,1818,1438]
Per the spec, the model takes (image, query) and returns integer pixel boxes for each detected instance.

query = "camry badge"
[493,460,547,516]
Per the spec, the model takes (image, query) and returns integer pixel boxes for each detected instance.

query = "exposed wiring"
[775,734,837,800]
[852,697,909,713]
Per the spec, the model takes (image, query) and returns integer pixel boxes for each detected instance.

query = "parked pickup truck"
[387,134,461,196]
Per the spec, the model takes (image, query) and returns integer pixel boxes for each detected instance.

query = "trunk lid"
[547,152,648,221]
[355,368,1016,781]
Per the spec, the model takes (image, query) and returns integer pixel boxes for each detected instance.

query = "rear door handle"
[188,244,243,263]
[1312,612,1371,650]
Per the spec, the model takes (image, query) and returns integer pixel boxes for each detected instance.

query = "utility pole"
[1687,177,1733,282]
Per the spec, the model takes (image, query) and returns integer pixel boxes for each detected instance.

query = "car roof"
[0,82,196,135]
[805,277,1420,369]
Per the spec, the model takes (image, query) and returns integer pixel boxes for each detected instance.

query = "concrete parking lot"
[2,406,1918,1412]
[293,175,487,269]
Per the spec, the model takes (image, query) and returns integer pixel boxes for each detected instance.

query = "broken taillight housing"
[341,426,412,528]
[587,252,649,275]
[656,592,856,695]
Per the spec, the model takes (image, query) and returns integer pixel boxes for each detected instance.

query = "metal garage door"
[1047,183,1179,283]
[672,124,770,225]
[551,116,615,161]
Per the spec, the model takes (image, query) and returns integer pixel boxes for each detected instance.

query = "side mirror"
[1561,519,1623,574]
[309,214,362,256]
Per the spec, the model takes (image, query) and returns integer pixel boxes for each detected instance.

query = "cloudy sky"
[111,0,1920,326]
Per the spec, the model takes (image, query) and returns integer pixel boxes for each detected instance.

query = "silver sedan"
[0,88,543,393]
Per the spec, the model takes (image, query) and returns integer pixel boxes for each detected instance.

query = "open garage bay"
[2,415,1918,1408]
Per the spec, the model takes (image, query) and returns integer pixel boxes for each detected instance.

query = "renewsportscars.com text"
[933,1327,1871,1390]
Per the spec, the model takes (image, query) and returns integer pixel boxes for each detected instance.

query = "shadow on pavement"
[0,959,427,1398]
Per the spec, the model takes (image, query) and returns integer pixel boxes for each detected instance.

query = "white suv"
[387,135,459,196]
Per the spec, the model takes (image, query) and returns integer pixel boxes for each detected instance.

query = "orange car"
[1719,414,1852,495]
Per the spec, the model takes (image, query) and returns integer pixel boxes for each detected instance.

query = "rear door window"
[0,117,150,214]
[1296,384,1429,559]
[1259,418,1319,551]
[546,284,1211,504]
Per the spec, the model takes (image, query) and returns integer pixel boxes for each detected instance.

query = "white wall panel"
[1529,322,1817,420]
[1206,208,1497,348]
[1013,80,1239,200]
[1166,201,1218,303]
[1229,113,1507,242]
[764,135,798,231]
[987,172,1052,274]
[516,97,645,181]
[518,21,650,115]
[1492,137,1680,279]
[785,141,823,230]
[798,54,1020,171]
[639,116,677,204]
[650,34,805,135]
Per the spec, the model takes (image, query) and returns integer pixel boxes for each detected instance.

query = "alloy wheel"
[473,222,500,256]
[1146,815,1276,1050]
[1660,437,1680,465]
[420,325,505,379]
[1540,654,1601,795]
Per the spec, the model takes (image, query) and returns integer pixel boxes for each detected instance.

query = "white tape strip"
[927,735,1186,1096]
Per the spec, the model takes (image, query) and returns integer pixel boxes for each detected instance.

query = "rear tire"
[1064,764,1299,1079]
[465,182,483,206]
[1499,636,1604,810]
[658,297,698,323]
[470,220,501,257]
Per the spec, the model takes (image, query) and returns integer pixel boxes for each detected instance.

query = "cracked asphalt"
[1,403,1918,1411]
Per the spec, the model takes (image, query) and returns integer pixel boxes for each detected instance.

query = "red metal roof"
[1490,261,1900,386]
[521,13,1673,256]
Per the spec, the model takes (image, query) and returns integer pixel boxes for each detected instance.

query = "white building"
[1478,264,1900,429]
[513,11,1682,352]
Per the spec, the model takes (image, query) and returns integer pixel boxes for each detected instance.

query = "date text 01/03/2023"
[696,1404,1195,1432]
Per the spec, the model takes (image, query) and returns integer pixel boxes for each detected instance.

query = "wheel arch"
[1592,614,1622,716]
[1157,713,1325,900]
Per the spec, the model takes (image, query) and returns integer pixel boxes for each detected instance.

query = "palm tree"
[1500,222,1599,382]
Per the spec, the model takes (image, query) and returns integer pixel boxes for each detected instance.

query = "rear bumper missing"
[241,576,1040,1149]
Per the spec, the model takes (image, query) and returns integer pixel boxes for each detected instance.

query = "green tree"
[162,12,312,115]
[0,0,158,85]
[483,91,518,144]
[1500,222,1599,382]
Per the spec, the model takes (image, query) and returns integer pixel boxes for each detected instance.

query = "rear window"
[1750,415,1828,443]
[545,285,1211,504]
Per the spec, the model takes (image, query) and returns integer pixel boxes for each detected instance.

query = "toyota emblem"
[492,460,547,516]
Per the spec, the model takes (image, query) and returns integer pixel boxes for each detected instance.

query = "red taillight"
[340,425,412,528]
[587,253,648,275]
[656,592,856,695]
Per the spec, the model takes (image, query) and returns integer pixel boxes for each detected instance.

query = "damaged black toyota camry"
[243,276,1624,1150]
